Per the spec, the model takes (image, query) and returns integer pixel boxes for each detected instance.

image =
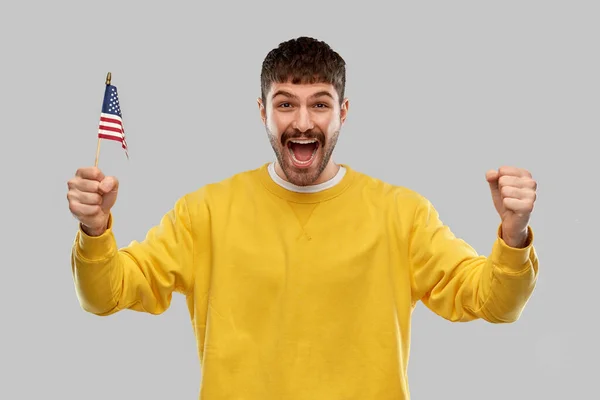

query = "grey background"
[1,0,598,398]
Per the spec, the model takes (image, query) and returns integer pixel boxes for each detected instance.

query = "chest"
[200,196,415,342]
[211,199,404,297]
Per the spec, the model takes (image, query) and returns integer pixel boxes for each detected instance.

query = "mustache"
[280,129,326,146]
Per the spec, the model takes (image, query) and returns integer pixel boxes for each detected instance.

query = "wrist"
[502,227,528,248]
[81,218,109,237]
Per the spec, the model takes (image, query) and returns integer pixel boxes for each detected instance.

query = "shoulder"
[348,167,438,229]
[180,163,266,206]
[348,166,430,209]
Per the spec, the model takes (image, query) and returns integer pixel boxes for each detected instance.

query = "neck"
[274,160,340,186]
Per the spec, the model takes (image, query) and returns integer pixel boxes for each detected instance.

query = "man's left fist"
[486,166,537,248]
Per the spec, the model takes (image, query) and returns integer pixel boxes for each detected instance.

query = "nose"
[292,107,315,132]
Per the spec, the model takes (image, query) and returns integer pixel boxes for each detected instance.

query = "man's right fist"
[67,167,119,236]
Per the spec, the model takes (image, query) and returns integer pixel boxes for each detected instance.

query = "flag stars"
[104,86,122,115]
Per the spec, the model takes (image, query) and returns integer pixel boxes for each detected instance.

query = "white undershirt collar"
[268,162,346,193]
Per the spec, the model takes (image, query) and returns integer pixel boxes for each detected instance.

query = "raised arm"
[68,167,198,316]
[408,167,539,323]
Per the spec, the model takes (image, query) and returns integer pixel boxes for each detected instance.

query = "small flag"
[98,81,129,158]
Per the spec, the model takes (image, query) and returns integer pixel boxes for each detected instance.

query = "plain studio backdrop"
[1,0,598,399]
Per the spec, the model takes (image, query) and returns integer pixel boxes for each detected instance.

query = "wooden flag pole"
[94,135,101,167]
[95,72,111,167]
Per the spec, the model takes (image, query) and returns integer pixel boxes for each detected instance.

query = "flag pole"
[95,72,111,167]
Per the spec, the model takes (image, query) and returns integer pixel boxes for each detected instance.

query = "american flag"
[98,83,128,158]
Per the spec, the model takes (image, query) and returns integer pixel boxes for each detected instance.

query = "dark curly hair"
[260,36,346,106]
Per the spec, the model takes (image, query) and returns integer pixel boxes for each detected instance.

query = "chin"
[281,159,323,186]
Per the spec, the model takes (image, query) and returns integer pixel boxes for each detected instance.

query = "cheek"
[324,115,341,133]
[267,114,288,134]
[266,120,280,138]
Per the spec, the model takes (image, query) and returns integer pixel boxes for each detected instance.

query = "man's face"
[258,81,348,186]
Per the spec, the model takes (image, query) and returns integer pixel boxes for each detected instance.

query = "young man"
[68,36,539,399]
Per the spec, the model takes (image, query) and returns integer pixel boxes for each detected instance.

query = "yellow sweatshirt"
[71,162,538,399]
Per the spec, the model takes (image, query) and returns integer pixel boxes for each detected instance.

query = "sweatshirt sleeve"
[70,195,196,316]
[408,195,539,323]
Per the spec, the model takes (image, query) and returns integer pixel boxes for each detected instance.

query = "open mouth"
[287,139,320,168]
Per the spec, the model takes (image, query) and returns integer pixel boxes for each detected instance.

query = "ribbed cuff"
[490,224,534,273]
[76,213,117,261]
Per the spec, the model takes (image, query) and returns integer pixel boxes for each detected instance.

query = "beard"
[266,126,339,186]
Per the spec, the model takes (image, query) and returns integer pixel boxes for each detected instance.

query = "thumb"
[99,176,119,194]
[98,176,119,212]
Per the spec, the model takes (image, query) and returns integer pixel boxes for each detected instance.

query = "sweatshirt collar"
[257,162,356,203]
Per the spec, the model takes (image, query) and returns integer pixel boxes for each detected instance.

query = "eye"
[314,103,329,108]
[278,102,292,108]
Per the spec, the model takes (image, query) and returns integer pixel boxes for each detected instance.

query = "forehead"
[267,81,338,101]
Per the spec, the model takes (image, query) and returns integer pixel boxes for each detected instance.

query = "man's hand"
[486,166,537,248]
[67,167,119,236]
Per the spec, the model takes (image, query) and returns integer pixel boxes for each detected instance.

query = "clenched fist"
[486,166,537,248]
[67,167,119,236]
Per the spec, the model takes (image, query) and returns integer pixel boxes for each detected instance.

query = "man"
[68,37,539,399]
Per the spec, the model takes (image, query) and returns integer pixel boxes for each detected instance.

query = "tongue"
[291,143,317,161]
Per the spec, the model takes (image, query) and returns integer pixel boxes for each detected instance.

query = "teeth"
[289,139,317,144]
[291,152,315,164]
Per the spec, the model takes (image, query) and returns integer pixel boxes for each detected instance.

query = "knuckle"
[83,205,100,216]
[88,180,99,193]
[76,166,101,180]
[76,167,87,177]
[88,167,99,180]
[68,180,80,192]
[68,202,78,214]
[91,193,103,205]
[498,166,510,176]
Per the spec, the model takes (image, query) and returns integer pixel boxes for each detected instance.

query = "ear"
[340,98,349,124]
[257,97,266,124]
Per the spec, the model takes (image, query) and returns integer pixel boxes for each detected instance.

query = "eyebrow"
[271,90,335,101]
